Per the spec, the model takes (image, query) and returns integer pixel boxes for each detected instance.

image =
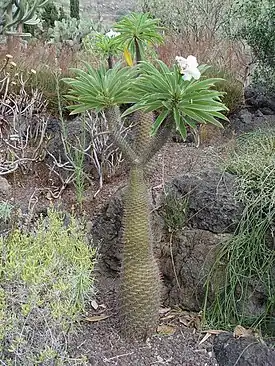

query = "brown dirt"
[4,138,233,366]
[68,275,218,366]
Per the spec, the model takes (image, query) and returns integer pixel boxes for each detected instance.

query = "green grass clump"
[159,189,188,233]
[0,208,96,365]
[204,130,275,335]
[0,202,13,223]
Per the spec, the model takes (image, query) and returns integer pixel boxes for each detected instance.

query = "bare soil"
[68,276,218,366]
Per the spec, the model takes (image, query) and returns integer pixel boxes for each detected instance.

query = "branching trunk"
[104,104,170,340]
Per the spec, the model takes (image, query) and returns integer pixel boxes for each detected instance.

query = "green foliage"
[64,63,139,113]
[252,64,275,94]
[122,61,229,140]
[0,202,13,223]
[139,0,233,36]
[70,0,80,20]
[48,17,100,44]
[233,0,275,68]
[83,32,122,60]
[159,190,188,233]
[48,17,82,43]
[65,59,228,140]
[41,0,59,28]
[232,0,275,90]
[0,208,96,364]
[58,5,67,21]
[204,130,275,335]
[0,0,49,36]
[114,12,164,62]
[204,67,243,114]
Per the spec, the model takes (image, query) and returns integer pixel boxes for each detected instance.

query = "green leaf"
[173,108,187,140]
[151,110,169,135]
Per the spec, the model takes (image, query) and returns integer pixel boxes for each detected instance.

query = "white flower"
[105,29,121,38]
[175,55,201,81]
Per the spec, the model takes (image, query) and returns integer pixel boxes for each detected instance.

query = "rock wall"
[91,168,242,310]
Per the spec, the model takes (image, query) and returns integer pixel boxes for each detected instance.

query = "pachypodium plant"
[64,48,228,339]
[114,12,164,64]
[114,13,165,172]
[83,29,122,69]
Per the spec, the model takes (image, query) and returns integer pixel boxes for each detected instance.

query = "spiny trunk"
[120,165,161,339]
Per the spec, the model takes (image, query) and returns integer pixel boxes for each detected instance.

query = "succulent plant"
[0,0,49,36]
[48,18,102,45]
[70,0,79,20]
[64,56,228,340]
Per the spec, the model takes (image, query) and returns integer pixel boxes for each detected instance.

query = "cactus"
[70,0,79,20]
[48,18,101,45]
[0,0,48,52]
[0,0,49,35]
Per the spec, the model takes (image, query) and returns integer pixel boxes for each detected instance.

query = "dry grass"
[0,40,100,115]
[0,39,98,72]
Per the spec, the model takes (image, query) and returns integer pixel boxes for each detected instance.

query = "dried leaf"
[85,314,110,322]
[199,332,212,344]
[161,314,176,321]
[124,48,133,66]
[201,329,227,335]
[157,324,176,336]
[159,307,171,315]
[179,316,192,327]
[233,325,253,338]
[194,315,201,330]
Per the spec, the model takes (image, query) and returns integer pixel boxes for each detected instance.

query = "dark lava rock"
[214,332,275,366]
[169,169,242,233]
[244,85,275,112]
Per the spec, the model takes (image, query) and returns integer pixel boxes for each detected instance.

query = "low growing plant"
[204,129,275,335]
[0,202,13,223]
[0,208,96,364]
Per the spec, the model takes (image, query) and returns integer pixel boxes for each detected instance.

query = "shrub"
[0,208,96,365]
[0,202,13,223]
[204,67,244,114]
[232,0,275,91]
[159,190,188,233]
[0,41,98,116]
[139,0,233,37]
[157,34,250,92]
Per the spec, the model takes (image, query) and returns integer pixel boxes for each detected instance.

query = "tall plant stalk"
[105,106,171,339]
[70,0,80,20]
